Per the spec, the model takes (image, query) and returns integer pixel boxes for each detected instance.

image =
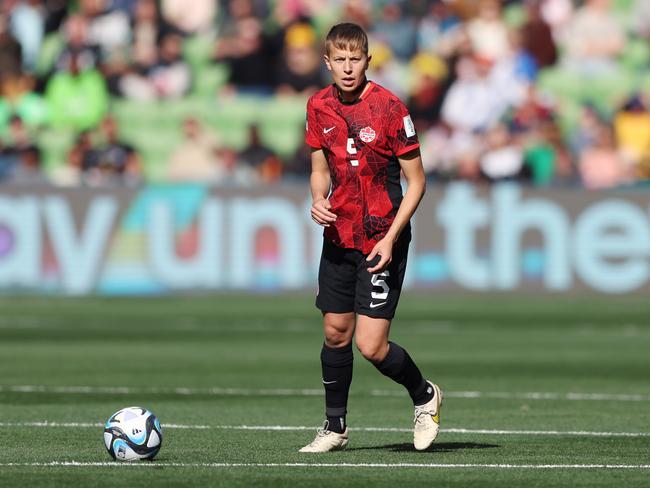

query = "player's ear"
[365,54,372,70]
[324,54,332,71]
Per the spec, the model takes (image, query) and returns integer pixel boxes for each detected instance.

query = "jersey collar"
[334,79,372,105]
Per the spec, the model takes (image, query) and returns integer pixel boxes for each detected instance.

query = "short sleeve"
[305,98,321,149]
[387,99,420,157]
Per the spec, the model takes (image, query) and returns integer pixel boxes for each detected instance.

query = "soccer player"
[300,23,442,453]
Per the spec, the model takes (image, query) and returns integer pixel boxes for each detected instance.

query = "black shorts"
[315,237,410,319]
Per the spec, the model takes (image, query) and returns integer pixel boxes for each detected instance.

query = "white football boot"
[299,421,349,453]
[413,381,443,451]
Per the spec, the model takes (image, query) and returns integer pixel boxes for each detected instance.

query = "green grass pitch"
[1,294,649,487]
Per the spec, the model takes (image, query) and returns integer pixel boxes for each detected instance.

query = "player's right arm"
[310,148,337,227]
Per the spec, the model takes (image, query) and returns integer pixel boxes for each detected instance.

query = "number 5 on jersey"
[347,138,359,167]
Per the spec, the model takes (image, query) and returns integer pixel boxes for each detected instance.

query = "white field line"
[2,385,650,403]
[1,422,648,438]
[217,426,650,437]
[1,462,650,470]
[0,422,210,429]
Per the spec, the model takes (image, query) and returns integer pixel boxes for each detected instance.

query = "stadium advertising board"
[0,183,649,295]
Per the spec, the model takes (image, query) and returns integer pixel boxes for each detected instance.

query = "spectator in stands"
[213,14,282,96]
[0,71,48,129]
[113,0,173,97]
[487,29,536,110]
[132,0,165,64]
[167,116,226,183]
[272,0,329,29]
[284,136,311,179]
[238,124,283,183]
[8,0,44,72]
[569,104,603,160]
[579,123,630,189]
[275,22,322,96]
[43,0,68,34]
[445,0,480,19]
[416,0,463,58]
[81,115,142,186]
[520,0,557,69]
[218,146,258,186]
[466,0,510,63]
[51,130,92,186]
[419,121,482,180]
[0,10,23,82]
[0,115,46,184]
[614,95,650,175]
[507,85,554,135]
[631,0,650,41]
[441,54,504,133]
[119,31,191,100]
[5,114,33,153]
[371,2,417,62]
[507,86,573,186]
[78,0,131,62]
[0,6,44,138]
[543,121,576,186]
[107,0,139,17]
[161,0,216,35]
[406,52,449,129]
[367,40,408,100]
[4,0,648,188]
[479,122,524,182]
[539,0,574,39]
[150,31,191,98]
[341,0,372,31]
[45,50,109,130]
[217,0,259,35]
[5,144,44,184]
[55,14,101,72]
[0,140,16,182]
[562,0,625,75]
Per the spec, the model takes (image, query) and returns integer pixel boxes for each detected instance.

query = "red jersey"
[306,81,419,253]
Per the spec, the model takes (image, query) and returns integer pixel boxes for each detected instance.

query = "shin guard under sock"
[373,341,433,405]
[321,342,353,433]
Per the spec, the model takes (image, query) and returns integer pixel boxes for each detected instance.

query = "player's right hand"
[311,198,337,227]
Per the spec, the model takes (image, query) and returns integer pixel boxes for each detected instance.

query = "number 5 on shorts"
[371,271,390,300]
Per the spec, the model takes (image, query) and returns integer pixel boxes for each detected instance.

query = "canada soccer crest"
[359,126,376,143]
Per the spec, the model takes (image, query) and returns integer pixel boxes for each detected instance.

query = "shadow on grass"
[348,442,500,453]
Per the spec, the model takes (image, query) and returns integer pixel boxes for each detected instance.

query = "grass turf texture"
[0,294,649,487]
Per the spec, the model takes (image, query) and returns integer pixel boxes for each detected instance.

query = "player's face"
[324,46,371,101]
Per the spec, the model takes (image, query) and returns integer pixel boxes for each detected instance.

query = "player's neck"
[337,78,370,104]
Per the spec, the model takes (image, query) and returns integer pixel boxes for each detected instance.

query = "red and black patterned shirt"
[306,81,420,253]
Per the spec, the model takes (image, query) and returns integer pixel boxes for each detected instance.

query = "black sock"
[321,342,353,434]
[326,414,347,434]
[372,341,433,406]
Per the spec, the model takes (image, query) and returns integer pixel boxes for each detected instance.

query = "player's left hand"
[366,238,393,274]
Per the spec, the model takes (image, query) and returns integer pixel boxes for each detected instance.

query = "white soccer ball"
[103,406,163,461]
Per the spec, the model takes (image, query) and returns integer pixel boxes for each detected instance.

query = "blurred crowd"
[1,0,650,188]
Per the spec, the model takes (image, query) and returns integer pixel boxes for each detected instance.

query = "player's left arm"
[366,148,425,273]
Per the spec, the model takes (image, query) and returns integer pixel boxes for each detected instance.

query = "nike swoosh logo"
[369,302,386,308]
[323,126,336,134]
[432,412,440,424]
[322,380,337,385]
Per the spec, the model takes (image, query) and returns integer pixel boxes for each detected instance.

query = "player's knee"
[323,314,354,347]
[324,314,354,330]
[324,324,352,347]
[324,331,350,348]
[355,339,388,363]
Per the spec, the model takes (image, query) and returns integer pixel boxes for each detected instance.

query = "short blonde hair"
[325,23,368,56]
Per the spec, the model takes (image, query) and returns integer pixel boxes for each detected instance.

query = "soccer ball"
[103,406,163,461]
